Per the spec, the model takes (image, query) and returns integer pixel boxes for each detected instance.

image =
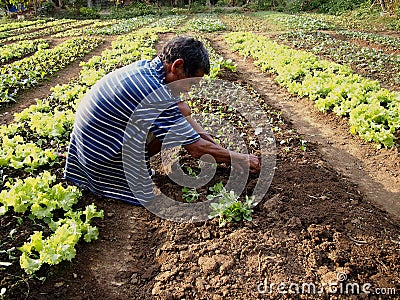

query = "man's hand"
[248,154,261,174]
[231,153,261,175]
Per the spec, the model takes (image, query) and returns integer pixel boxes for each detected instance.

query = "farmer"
[65,36,260,205]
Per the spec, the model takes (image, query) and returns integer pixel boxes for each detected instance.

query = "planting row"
[0,19,47,34]
[53,15,187,38]
[185,14,226,32]
[219,13,278,32]
[279,30,400,89]
[53,20,118,38]
[253,12,334,31]
[0,36,103,104]
[225,32,400,148]
[86,16,156,35]
[339,30,400,51]
[221,12,333,32]
[0,39,49,65]
[147,15,187,29]
[1,172,103,274]
[2,20,95,43]
[193,34,236,78]
[0,19,74,40]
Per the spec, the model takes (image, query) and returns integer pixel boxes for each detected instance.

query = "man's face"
[166,59,205,96]
[165,59,205,83]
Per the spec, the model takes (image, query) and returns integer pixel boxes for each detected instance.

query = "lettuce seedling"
[182,187,200,203]
[208,187,255,227]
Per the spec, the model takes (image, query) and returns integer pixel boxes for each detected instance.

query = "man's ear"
[171,58,185,74]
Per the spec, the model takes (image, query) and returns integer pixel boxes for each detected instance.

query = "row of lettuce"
[0,36,103,104]
[0,15,235,277]
[225,32,400,148]
[0,18,139,41]
[0,39,49,65]
[0,19,73,39]
[279,30,400,92]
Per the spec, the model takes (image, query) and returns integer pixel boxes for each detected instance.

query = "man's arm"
[177,101,216,144]
[177,101,260,174]
[184,138,260,174]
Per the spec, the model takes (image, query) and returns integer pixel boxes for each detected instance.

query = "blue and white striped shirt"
[65,57,200,205]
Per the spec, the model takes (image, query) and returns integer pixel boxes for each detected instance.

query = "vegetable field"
[0,12,399,299]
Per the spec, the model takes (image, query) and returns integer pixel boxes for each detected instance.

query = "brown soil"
[3,33,400,300]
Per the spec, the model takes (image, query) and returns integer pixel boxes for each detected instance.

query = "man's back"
[65,57,199,205]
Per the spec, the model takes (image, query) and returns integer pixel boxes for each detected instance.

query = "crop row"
[0,36,103,104]
[147,15,187,29]
[225,32,400,148]
[339,30,400,51]
[253,12,334,31]
[1,171,103,275]
[219,13,277,32]
[0,19,47,34]
[193,34,236,79]
[86,16,156,35]
[0,19,74,40]
[2,19,95,42]
[279,31,400,90]
[185,14,226,32]
[53,20,118,38]
[0,39,49,65]
[53,15,188,39]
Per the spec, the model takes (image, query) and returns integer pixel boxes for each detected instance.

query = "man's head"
[160,36,210,83]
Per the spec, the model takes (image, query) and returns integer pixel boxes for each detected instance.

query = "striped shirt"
[65,57,200,205]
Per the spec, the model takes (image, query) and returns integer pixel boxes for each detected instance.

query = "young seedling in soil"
[181,187,200,203]
[207,182,224,197]
[184,166,198,178]
[207,183,255,227]
[300,139,307,151]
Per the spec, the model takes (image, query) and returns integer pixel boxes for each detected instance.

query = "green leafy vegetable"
[208,185,255,227]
